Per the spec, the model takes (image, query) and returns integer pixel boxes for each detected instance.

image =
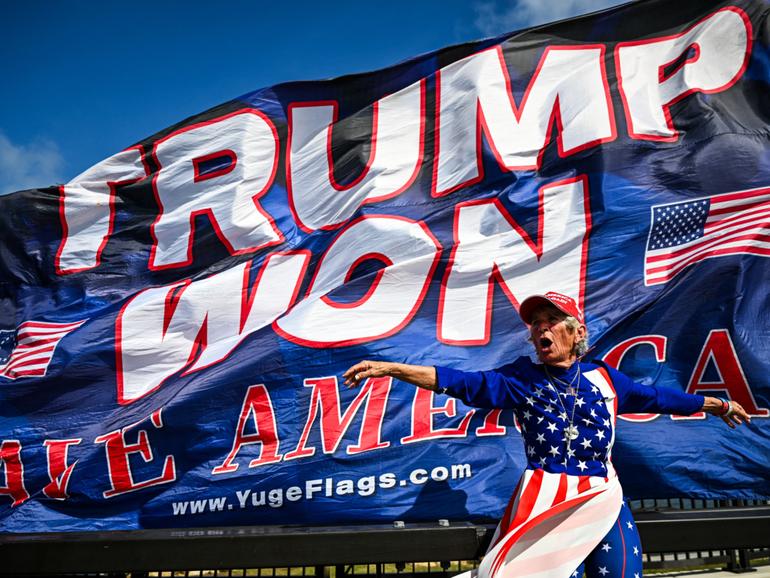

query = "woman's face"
[528,305,584,367]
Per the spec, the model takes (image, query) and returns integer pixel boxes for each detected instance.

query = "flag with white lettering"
[0,0,769,533]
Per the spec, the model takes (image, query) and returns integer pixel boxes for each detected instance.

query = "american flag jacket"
[437,358,704,578]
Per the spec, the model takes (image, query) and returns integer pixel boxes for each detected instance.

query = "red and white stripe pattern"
[0,320,85,380]
[644,186,770,285]
[472,471,623,578]
[456,369,623,578]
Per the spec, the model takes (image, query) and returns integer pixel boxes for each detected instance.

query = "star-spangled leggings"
[572,502,644,578]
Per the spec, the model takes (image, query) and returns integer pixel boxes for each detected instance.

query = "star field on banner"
[1,0,769,532]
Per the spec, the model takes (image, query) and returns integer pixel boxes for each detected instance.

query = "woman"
[343,291,750,578]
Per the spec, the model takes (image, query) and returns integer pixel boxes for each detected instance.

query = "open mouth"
[539,337,553,349]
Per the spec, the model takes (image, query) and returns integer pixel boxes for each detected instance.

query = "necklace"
[548,366,580,396]
[544,365,581,444]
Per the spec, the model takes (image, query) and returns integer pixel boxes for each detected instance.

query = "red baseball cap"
[519,292,584,325]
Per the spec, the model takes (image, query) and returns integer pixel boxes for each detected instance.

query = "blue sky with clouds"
[1,0,626,194]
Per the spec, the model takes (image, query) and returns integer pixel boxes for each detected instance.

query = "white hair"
[564,315,589,357]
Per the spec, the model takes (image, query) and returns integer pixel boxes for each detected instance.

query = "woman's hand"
[343,360,438,391]
[343,360,395,388]
[703,396,751,429]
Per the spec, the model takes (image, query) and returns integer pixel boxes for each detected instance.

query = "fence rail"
[1,499,769,577]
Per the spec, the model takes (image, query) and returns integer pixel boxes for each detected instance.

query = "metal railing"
[3,498,769,577]
[629,498,770,572]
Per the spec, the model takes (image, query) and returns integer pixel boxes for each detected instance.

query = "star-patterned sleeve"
[435,357,531,409]
[604,364,704,415]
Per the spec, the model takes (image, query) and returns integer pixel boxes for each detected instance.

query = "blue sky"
[1,0,626,194]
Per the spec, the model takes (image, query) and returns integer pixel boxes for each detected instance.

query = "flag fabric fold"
[0,0,768,533]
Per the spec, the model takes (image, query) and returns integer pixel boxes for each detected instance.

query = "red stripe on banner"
[3,345,56,366]
[705,205,770,235]
[708,195,770,218]
[16,328,73,341]
[646,243,770,281]
[709,198,770,217]
[711,186,770,205]
[646,235,770,272]
[13,336,63,349]
[578,475,592,494]
[18,321,85,332]
[15,328,83,344]
[646,226,770,263]
[4,359,53,376]
[3,368,46,378]
[712,189,770,205]
[4,357,54,373]
[17,320,83,329]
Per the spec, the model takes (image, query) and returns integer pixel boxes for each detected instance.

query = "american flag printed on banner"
[0,320,86,380]
[644,186,770,285]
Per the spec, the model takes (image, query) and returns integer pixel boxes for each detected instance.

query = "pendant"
[565,425,579,440]
[565,387,576,396]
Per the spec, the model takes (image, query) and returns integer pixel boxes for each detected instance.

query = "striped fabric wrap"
[480,470,624,578]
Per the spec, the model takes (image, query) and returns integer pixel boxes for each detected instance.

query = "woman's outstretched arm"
[343,360,437,391]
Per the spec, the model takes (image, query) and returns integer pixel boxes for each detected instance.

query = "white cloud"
[0,131,66,195]
[473,0,627,37]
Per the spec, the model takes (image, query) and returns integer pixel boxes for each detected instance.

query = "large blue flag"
[1,0,769,532]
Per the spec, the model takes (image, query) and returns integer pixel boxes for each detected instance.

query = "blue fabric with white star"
[572,502,644,578]
[0,330,16,365]
[436,357,704,477]
[646,199,709,251]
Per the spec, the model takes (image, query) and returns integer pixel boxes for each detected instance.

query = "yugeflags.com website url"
[171,463,473,516]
